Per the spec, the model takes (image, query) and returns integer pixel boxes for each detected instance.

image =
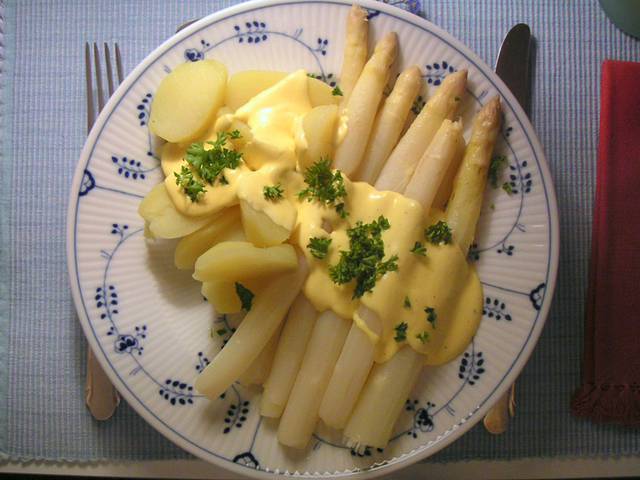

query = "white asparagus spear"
[339,4,369,103]
[344,345,423,449]
[333,32,398,176]
[318,307,382,429]
[277,311,350,449]
[375,70,467,192]
[403,119,464,208]
[261,294,318,418]
[355,66,423,184]
[238,322,283,386]
[343,98,502,451]
[318,119,463,430]
[446,97,502,254]
[195,252,308,400]
[431,136,466,210]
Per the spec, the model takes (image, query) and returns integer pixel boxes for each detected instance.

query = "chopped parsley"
[394,322,408,342]
[174,165,206,202]
[298,158,348,218]
[488,155,508,189]
[216,328,228,337]
[424,306,437,327]
[403,296,412,309]
[329,216,398,299]
[416,331,430,343]
[410,241,427,256]
[502,182,514,195]
[425,220,452,245]
[332,85,343,96]
[234,282,254,311]
[184,130,242,186]
[263,184,284,201]
[307,236,332,259]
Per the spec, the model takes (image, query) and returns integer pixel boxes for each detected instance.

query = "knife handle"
[85,346,120,420]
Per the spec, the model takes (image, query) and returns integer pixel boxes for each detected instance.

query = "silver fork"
[84,42,124,420]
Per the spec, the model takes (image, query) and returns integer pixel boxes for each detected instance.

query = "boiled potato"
[161,120,249,181]
[201,277,266,313]
[160,141,186,178]
[149,60,227,143]
[225,70,339,111]
[138,183,212,239]
[174,207,241,270]
[143,220,155,239]
[240,200,291,247]
[301,104,339,170]
[308,77,341,109]
[193,241,297,281]
[202,280,242,313]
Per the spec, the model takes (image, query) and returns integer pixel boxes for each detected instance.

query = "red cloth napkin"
[571,60,640,425]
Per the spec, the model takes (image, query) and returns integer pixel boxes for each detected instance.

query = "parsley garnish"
[425,220,452,245]
[298,158,348,218]
[329,216,398,299]
[216,328,227,337]
[184,130,242,186]
[410,241,427,256]
[307,236,332,259]
[332,85,343,96]
[416,331,430,343]
[394,322,408,342]
[488,155,508,189]
[424,306,437,327]
[263,184,284,201]
[404,296,412,309]
[502,182,513,195]
[234,282,254,311]
[174,166,206,202]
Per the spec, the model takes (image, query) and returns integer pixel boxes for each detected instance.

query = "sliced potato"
[225,70,338,111]
[202,276,268,314]
[150,60,227,143]
[308,77,340,108]
[240,200,291,247]
[301,104,339,171]
[160,141,187,178]
[193,241,297,281]
[202,280,241,313]
[160,119,237,178]
[138,183,212,239]
[174,207,241,270]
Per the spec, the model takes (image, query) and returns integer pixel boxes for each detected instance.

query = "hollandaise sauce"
[160,70,482,366]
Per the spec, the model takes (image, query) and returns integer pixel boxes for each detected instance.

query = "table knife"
[483,23,532,435]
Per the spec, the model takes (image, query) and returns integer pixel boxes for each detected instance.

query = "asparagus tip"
[477,96,502,125]
[403,65,423,80]
[350,4,368,22]
[448,69,468,82]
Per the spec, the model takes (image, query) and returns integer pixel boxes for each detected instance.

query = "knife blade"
[495,23,532,114]
[483,23,532,435]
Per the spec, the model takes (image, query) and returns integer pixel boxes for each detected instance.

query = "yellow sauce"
[163,70,482,365]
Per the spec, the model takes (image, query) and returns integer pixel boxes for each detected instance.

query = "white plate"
[67,0,559,477]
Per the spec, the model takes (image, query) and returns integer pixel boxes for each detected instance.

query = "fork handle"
[85,346,120,420]
[483,383,516,434]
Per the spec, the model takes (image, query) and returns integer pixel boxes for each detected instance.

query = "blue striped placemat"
[1,0,639,463]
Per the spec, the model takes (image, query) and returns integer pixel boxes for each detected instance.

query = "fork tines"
[84,42,124,134]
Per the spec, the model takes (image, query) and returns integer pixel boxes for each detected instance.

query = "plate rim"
[66,0,560,477]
